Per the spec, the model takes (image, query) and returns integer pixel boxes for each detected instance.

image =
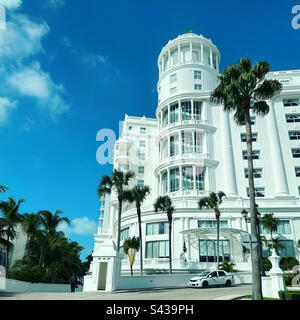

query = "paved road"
[0,284,251,300]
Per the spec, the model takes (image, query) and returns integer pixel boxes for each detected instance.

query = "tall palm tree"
[210,57,282,300]
[97,169,135,251]
[198,191,226,269]
[0,197,25,270]
[21,213,42,258]
[123,236,140,276]
[154,196,175,274]
[260,213,279,242]
[123,185,151,276]
[38,210,70,267]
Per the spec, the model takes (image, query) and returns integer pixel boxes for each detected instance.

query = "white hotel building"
[94,32,300,273]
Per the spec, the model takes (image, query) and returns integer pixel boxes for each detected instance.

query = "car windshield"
[198,271,210,277]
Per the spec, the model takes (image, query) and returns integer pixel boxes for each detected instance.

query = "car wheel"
[225,280,231,287]
[202,281,208,288]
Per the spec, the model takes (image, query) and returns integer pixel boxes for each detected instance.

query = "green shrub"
[219,260,236,273]
[278,290,300,300]
[284,274,296,286]
[280,257,299,271]
[278,290,286,300]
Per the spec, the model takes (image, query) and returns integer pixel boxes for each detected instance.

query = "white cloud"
[0,11,69,121]
[58,217,98,237]
[45,0,65,9]
[82,54,108,67]
[0,97,17,125]
[0,0,22,10]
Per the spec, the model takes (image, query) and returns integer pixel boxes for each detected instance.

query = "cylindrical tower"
[155,32,219,205]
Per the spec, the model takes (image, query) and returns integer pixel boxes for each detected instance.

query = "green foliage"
[278,290,300,300]
[123,236,140,254]
[219,260,236,273]
[263,258,272,272]
[284,274,296,286]
[280,257,299,271]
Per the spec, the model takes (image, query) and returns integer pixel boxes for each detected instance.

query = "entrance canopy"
[180,227,249,251]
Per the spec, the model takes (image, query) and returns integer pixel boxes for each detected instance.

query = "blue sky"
[0,0,299,261]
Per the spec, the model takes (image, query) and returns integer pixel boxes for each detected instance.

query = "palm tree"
[123,185,150,276]
[198,191,226,269]
[97,169,135,251]
[154,196,175,274]
[210,57,282,300]
[21,213,42,258]
[0,185,7,193]
[38,210,70,268]
[123,236,140,276]
[0,197,25,270]
[260,213,279,242]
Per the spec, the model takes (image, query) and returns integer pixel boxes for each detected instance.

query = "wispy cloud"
[0,4,70,125]
[0,97,17,126]
[58,217,98,237]
[44,0,66,9]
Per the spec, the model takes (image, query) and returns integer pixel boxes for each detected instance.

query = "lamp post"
[241,204,266,276]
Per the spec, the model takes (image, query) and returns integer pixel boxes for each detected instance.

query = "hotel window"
[194,71,202,80]
[146,222,169,235]
[279,79,291,85]
[260,220,291,235]
[120,228,129,241]
[199,240,230,262]
[262,240,295,258]
[182,131,193,154]
[240,117,256,125]
[128,125,133,131]
[195,167,205,190]
[120,164,129,171]
[170,87,177,94]
[146,240,169,258]
[289,131,300,140]
[119,247,127,259]
[194,84,202,91]
[170,103,179,123]
[194,132,203,153]
[298,186,300,195]
[162,109,168,127]
[182,166,194,190]
[242,150,260,160]
[137,180,144,187]
[193,101,202,119]
[170,168,180,192]
[296,167,300,177]
[138,166,144,174]
[139,140,146,148]
[170,135,179,157]
[292,149,300,158]
[140,127,146,134]
[170,73,177,84]
[139,152,145,160]
[241,133,258,142]
[286,114,300,123]
[181,101,192,120]
[283,98,299,106]
[162,172,168,194]
[192,51,199,62]
[244,168,262,178]
[246,187,265,197]
[198,220,228,228]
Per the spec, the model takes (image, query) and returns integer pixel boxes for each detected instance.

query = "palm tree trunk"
[39,236,48,268]
[6,233,10,271]
[137,207,143,276]
[130,264,133,276]
[216,212,220,270]
[116,198,122,252]
[169,221,172,274]
[256,221,266,276]
[245,108,263,300]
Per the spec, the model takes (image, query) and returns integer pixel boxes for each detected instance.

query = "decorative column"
[168,134,170,157]
[190,42,193,63]
[193,166,196,190]
[201,44,204,64]
[179,165,182,191]
[178,100,182,122]
[220,110,238,197]
[167,168,170,194]
[168,50,171,69]
[191,99,194,119]
[178,44,181,65]
[266,99,289,197]
[179,129,182,156]
[168,104,171,126]
[210,48,213,68]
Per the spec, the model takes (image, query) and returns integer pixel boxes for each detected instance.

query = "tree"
[0,185,7,193]
[198,191,226,269]
[21,213,42,258]
[97,169,135,251]
[37,210,70,268]
[0,197,25,270]
[154,196,175,274]
[123,236,140,276]
[260,213,279,242]
[123,185,150,276]
[210,57,282,300]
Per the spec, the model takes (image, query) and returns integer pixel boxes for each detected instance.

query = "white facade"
[93,32,300,273]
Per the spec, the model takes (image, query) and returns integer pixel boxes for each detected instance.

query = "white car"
[189,270,235,288]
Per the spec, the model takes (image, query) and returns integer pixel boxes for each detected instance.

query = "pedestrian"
[69,274,77,293]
